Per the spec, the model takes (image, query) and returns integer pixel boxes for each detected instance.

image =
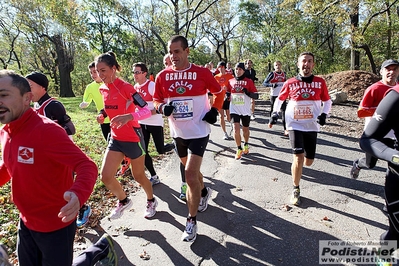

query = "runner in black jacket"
[360,86,399,241]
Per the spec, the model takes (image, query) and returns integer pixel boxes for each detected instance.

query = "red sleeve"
[153,71,166,110]
[44,126,97,207]
[358,87,376,118]
[206,70,223,95]
[278,82,290,101]
[248,79,257,92]
[320,79,330,101]
[0,161,11,187]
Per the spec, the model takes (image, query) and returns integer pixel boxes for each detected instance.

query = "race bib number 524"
[172,99,194,121]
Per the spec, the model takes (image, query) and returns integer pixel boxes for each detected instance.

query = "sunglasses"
[132,71,144,75]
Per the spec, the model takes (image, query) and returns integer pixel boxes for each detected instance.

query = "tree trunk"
[386,1,392,58]
[357,44,377,74]
[53,34,75,97]
[350,3,360,70]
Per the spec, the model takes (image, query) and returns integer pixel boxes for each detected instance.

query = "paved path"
[75,100,390,265]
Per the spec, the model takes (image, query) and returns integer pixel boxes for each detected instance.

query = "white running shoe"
[290,188,301,206]
[181,218,198,242]
[223,132,229,140]
[109,198,133,219]
[149,175,161,186]
[198,187,212,212]
[144,198,158,218]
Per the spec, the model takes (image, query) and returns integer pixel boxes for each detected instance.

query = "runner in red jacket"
[0,70,97,265]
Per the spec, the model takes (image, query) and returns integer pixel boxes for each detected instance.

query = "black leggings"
[100,123,111,142]
[270,96,287,130]
[141,124,164,176]
[358,138,396,169]
[382,166,399,241]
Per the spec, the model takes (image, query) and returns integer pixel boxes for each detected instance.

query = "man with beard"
[269,52,332,206]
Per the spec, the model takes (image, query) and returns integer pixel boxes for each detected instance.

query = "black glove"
[202,107,219,124]
[241,88,250,96]
[317,113,327,126]
[99,108,108,118]
[159,102,175,117]
[273,83,278,88]
[269,112,279,125]
[226,92,231,101]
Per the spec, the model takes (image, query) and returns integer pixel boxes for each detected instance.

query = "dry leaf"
[139,250,151,260]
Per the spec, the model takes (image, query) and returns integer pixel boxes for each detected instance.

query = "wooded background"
[1,0,398,96]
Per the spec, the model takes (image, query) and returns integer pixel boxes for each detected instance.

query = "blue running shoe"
[77,205,91,228]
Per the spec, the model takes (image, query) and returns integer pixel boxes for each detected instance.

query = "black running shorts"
[173,135,209,158]
[107,128,146,159]
[230,114,251,127]
[288,130,317,159]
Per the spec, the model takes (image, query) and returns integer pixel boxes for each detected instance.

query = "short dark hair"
[299,52,315,61]
[168,35,188,50]
[95,51,122,72]
[0,70,31,96]
[88,61,95,69]
[132,62,148,73]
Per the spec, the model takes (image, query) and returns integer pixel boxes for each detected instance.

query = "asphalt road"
[75,100,392,266]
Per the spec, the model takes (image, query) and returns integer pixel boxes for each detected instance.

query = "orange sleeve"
[212,90,226,110]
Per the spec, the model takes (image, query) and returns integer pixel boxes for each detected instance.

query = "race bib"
[294,104,314,120]
[172,99,193,121]
[232,94,245,105]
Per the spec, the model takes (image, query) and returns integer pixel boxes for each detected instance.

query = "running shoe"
[350,160,360,179]
[179,183,187,201]
[198,187,213,212]
[243,144,249,155]
[164,143,175,152]
[290,188,301,206]
[149,175,160,186]
[109,198,133,220]
[223,132,229,140]
[181,218,198,242]
[116,158,131,176]
[95,234,118,266]
[77,204,91,228]
[235,149,243,160]
[144,198,158,218]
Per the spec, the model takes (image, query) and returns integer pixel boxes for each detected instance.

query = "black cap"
[217,61,226,68]
[235,62,245,70]
[25,72,49,90]
[381,59,399,69]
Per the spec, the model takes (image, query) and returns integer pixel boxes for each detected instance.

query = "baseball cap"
[217,61,226,68]
[381,59,399,69]
[25,72,49,90]
[235,62,245,70]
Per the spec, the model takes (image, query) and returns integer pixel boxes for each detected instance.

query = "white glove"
[79,102,89,108]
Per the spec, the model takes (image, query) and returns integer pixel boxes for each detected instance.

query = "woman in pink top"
[95,52,158,220]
